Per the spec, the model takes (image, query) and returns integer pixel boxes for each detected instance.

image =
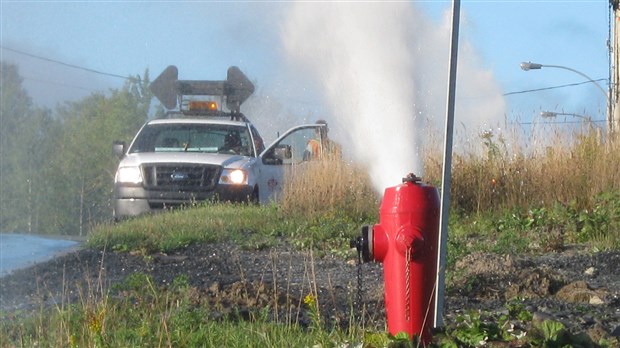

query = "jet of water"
[281,2,505,193]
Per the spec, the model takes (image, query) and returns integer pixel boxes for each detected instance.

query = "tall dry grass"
[282,125,619,218]
[423,125,619,215]
[280,159,380,221]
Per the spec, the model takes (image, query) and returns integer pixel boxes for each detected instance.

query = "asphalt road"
[0,233,81,276]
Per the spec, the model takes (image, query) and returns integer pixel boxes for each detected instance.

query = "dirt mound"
[554,280,608,304]
[453,252,564,301]
[0,243,385,329]
[1,243,619,343]
[448,249,620,343]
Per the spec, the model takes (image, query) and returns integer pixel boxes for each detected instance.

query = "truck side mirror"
[112,141,126,158]
[274,144,292,160]
[262,144,291,165]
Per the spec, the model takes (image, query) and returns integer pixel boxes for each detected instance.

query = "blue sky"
[0,1,612,189]
[1,1,610,117]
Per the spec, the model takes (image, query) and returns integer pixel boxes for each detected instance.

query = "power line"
[503,79,609,96]
[1,45,136,81]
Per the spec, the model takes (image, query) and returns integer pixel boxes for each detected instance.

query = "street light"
[540,111,590,120]
[520,61,612,132]
[540,111,600,129]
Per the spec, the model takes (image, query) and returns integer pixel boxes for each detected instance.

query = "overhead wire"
[503,79,609,96]
[513,120,606,125]
[1,45,136,81]
[1,45,608,106]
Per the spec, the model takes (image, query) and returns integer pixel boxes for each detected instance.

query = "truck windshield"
[129,123,254,156]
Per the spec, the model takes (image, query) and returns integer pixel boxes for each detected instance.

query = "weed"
[505,299,533,322]
[528,319,571,347]
[304,293,321,332]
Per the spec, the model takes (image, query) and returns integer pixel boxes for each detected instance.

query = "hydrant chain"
[405,246,411,322]
[356,247,364,326]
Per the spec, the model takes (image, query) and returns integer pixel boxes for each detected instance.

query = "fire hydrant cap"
[402,173,422,184]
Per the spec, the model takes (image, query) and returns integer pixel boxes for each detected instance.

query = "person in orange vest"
[303,119,340,160]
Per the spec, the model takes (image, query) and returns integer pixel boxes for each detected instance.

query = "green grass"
[4,196,618,347]
[0,272,351,347]
[88,202,375,256]
[90,188,619,262]
[3,128,620,347]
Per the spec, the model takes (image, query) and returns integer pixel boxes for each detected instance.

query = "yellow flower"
[304,293,316,307]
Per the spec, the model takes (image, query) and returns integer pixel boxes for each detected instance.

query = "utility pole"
[611,0,620,134]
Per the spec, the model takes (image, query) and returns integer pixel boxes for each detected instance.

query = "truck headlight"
[115,166,143,184]
[220,169,247,185]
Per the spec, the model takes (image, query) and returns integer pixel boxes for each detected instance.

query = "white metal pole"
[434,0,460,328]
[613,2,620,134]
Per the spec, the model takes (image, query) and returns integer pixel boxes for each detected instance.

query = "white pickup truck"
[112,66,325,220]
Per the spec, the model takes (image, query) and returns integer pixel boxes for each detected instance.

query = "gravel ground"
[1,243,619,345]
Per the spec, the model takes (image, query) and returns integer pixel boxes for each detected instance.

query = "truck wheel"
[249,187,259,204]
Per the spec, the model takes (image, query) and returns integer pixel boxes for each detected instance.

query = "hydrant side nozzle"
[361,225,373,262]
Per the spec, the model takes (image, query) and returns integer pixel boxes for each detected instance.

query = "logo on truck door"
[267,178,278,191]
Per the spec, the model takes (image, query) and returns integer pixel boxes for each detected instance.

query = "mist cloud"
[281,2,505,193]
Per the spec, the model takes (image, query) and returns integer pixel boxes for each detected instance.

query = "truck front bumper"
[113,184,255,220]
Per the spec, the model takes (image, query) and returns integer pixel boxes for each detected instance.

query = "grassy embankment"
[2,126,620,347]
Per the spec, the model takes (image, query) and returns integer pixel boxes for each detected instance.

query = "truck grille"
[142,164,221,191]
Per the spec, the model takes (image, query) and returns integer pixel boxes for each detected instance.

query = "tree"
[1,64,152,235]
[0,62,54,233]
[44,72,151,235]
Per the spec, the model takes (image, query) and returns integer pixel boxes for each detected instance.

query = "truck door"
[258,125,323,203]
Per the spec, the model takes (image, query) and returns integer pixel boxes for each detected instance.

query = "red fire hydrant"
[352,173,440,344]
